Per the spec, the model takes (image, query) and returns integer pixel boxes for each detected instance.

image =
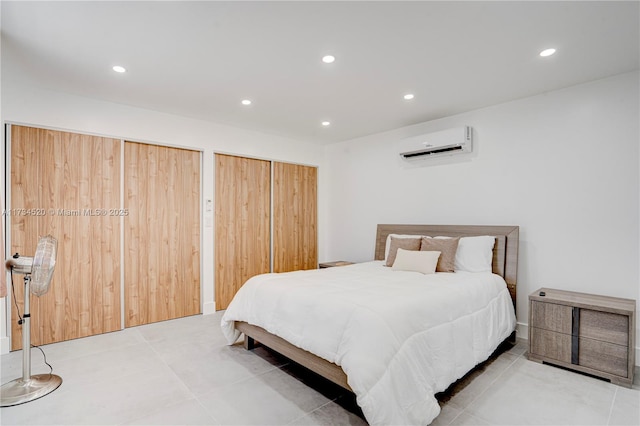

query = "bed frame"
[236,224,519,392]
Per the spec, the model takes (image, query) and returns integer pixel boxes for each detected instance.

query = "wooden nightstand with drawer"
[528,288,636,387]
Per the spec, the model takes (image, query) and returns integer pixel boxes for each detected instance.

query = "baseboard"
[1,336,10,354]
[516,322,528,340]
[202,301,216,315]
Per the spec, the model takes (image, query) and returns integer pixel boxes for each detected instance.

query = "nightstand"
[527,287,636,387]
[318,261,355,269]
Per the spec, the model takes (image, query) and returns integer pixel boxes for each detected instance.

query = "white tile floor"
[0,312,637,425]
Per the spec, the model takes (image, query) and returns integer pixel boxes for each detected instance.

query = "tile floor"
[0,312,638,425]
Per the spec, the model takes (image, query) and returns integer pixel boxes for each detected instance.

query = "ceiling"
[2,1,638,145]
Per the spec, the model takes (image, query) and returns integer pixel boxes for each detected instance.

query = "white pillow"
[391,248,440,274]
[384,234,423,262]
[453,236,495,272]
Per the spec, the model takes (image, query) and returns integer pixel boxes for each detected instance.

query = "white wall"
[325,71,640,362]
[0,82,328,354]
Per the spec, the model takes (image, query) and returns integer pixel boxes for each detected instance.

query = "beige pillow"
[384,234,423,261]
[421,236,460,272]
[386,236,422,267]
[392,249,440,274]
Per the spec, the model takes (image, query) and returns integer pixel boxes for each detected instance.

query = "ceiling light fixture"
[539,48,556,57]
[112,65,126,73]
[403,94,415,100]
[321,121,331,126]
[322,55,335,64]
[241,99,252,106]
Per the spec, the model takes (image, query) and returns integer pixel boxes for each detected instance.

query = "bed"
[221,224,519,425]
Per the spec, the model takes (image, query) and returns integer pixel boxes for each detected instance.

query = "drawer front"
[530,327,572,363]
[579,309,628,347]
[531,301,573,334]
[579,338,628,377]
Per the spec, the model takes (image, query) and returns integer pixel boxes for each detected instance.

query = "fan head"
[5,235,57,296]
[31,235,57,296]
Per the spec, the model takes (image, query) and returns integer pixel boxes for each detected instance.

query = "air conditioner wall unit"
[399,126,472,160]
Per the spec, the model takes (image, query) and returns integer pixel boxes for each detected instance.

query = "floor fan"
[1,235,62,406]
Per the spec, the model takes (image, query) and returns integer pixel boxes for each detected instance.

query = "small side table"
[318,261,355,269]
[528,287,635,388]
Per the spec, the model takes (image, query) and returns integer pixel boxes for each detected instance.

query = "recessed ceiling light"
[112,65,126,73]
[322,55,335,64]
[539,48,556,57]
[241,99,252,106]
[321,121,331,126]
[403,94,415,100]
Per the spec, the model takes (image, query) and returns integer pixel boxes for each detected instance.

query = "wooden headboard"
[375,224,519,307]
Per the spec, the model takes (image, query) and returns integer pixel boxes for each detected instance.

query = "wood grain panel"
[124,142,201,327]
[10,125,121,349]
[530,327,572,363]
[214,154,271,310]
[9,126,38,350]
[530,301,573,335]
[579,338,628,377]
[580,309,628,346]
[273,162,317,273]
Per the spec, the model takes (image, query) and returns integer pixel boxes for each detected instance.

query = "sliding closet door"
[10,125,121,349]
[273,162,317,273]
[215,154,271,310]
[124,142,201,327]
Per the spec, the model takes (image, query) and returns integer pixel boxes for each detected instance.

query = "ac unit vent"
[399,126,472,160]
[402,145,464,158]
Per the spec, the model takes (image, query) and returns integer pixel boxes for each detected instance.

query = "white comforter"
[221,261,516,425]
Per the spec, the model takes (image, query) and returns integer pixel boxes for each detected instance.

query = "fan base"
[0,374,62,407]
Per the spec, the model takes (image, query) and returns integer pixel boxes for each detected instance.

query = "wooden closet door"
[124,142,201,327]
[215,154,271,310]
[10,125,121,349]
[273,162,317,273]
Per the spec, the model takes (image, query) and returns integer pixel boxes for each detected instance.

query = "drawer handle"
[571,307,580,365]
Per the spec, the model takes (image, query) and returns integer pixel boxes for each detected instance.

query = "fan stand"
[0,274,62,407]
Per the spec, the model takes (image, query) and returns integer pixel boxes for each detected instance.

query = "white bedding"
[221,261,516,425]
